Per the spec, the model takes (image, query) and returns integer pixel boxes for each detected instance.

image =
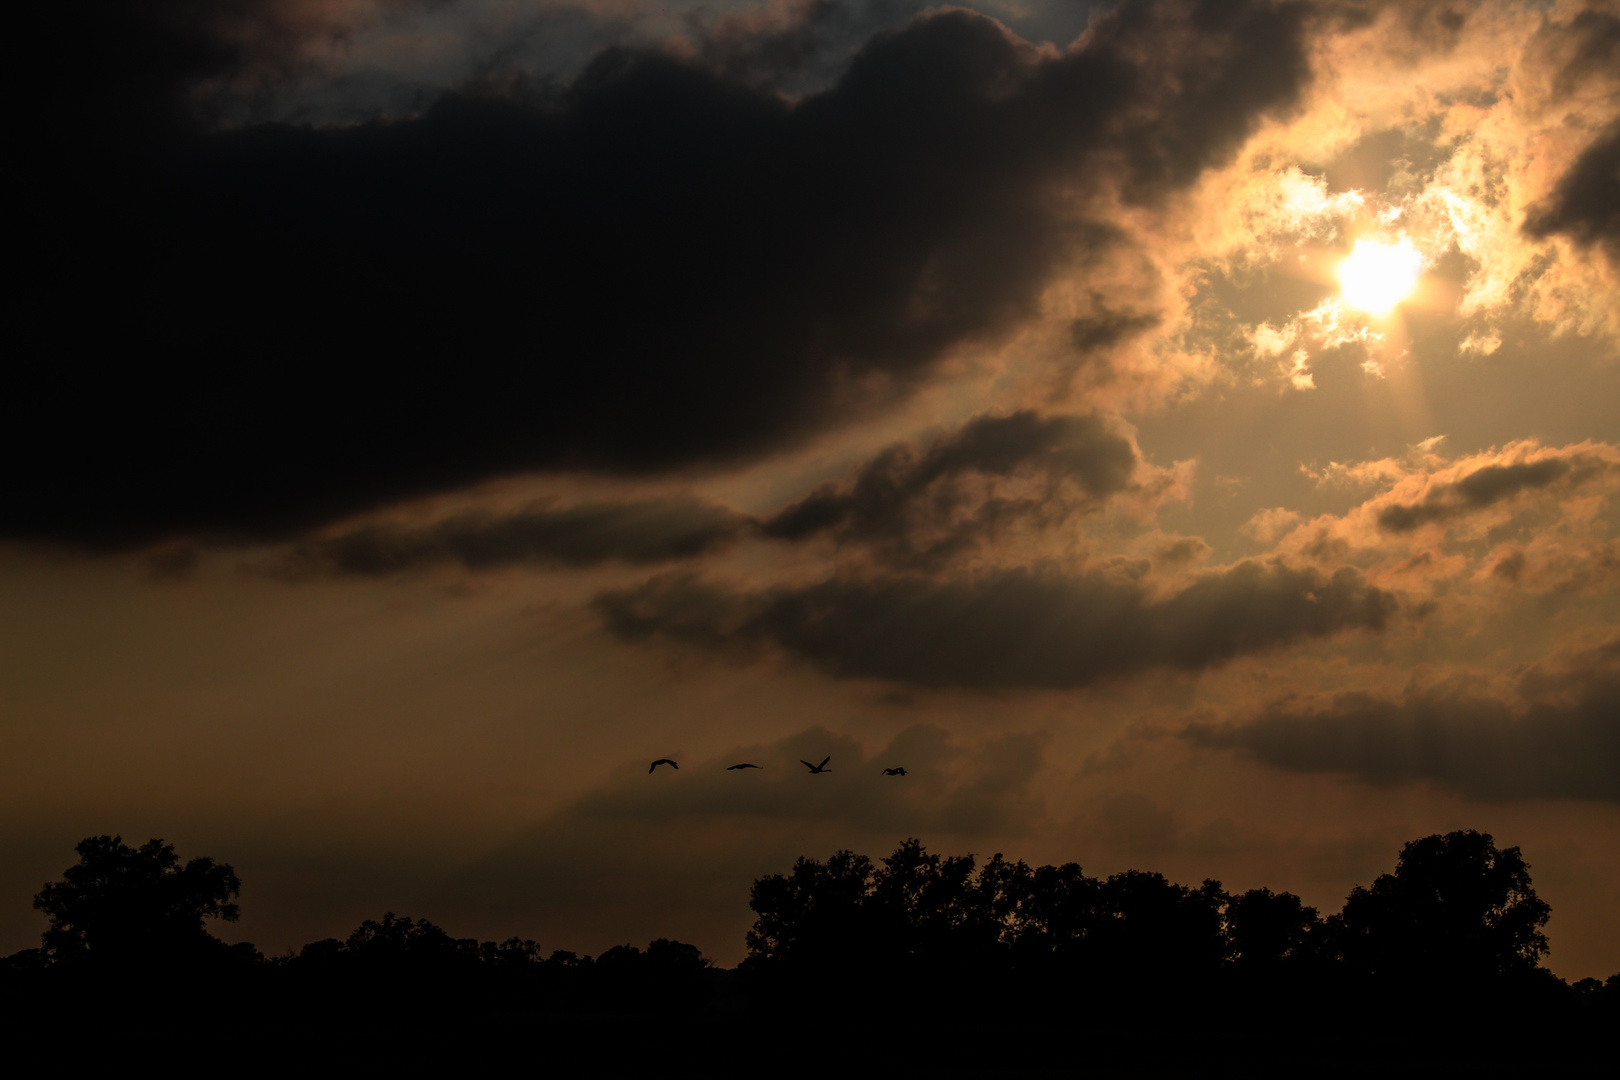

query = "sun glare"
[1337,236,1423,315]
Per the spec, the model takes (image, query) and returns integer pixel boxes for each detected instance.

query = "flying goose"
[801,756,832,774]
[649,759,678,773]
[726,763,763,770]
[882,767,908,776]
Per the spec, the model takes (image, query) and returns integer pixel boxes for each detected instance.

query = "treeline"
[274,915,719,1015]
[741,833,1619,1028]
[1,837,722,1020]
[3,831,1616,1061]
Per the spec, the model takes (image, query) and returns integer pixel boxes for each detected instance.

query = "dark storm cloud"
[8,0,1314,550]
[280,497,748,576]
[1190,640,1620,803]
[1375,453,1611,533]
[1524,119,1620,262]
[595,559,1396,690]
[761,411,1141,566]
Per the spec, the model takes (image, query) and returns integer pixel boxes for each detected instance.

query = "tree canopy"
[1333,829,1551,982]
[33,834,242,967]
[742,830,1573,1017]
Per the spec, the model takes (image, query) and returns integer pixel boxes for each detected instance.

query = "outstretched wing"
[817,756,830,769]
[800,760,815,770]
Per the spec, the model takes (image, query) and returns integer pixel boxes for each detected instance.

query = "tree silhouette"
[1004,859,1096,959]
[1334,829,1550,984]
[594,938,714,1011]
[1226,887,1322,969]
[1222,886,1331,1023]
[1088,870,1229,978]
[344,911,460,965]
[746,849,880,970]
[33,835,244,969]
[873,839,997,968]
[743,839,1237,1016]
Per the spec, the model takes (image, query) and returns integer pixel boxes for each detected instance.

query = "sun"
[1337,236,1423,316]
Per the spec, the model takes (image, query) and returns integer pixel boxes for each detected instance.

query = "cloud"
[8,0,1315,550]
[1155,536,1211,565]
[761,411,1147,567]
[1521,6,1620,266]
[1265,442,1620,575]
[224,1,940,124]
[1548,5,1620,98]
[1189,638,1620,803]
[278,497,749,576]
[1375,451,1613,533]
[255,407,1153,576]
[695,0,931,91]
[595,558,1397,690]
[1052,301,1166,391]
[1177,0,1620,343]
[1524,119,1620,263]
[1070,308,1164,354]
[1241,507,1305,544]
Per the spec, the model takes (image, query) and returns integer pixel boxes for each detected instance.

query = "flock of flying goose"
[648,757,906,776]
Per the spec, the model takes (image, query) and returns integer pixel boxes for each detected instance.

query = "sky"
[3,0,1618,977]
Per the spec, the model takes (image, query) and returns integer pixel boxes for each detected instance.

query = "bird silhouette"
[726,763,762,770]
[882,767,908,776]
[801,756,831,774]
[649,759,678,773]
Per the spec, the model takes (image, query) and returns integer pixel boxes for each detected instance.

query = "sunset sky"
[4,0,1617,978]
